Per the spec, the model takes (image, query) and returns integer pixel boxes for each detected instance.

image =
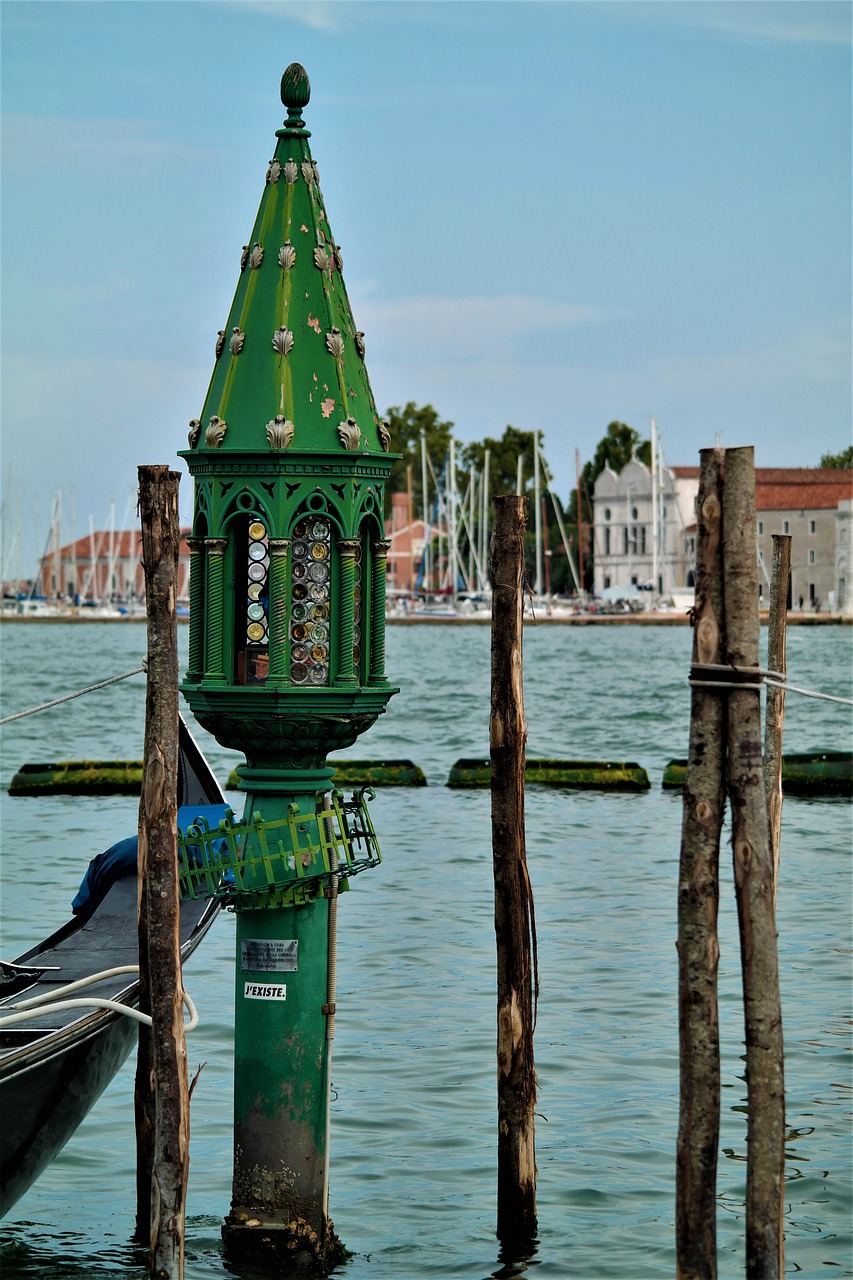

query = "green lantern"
[178,64,397,1273]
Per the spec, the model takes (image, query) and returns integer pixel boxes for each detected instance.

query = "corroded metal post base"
[221,1216,347,1276]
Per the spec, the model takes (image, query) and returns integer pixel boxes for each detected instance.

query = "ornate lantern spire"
[189,63,388,459]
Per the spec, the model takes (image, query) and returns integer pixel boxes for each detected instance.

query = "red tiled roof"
[754,469,852,512]
[672,466,852,512]
[57,529,193,559]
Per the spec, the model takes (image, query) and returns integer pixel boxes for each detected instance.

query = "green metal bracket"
[178,786,381,909]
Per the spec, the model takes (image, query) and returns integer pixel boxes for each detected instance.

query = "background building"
[593,463,852,613]
[33,529,191,606]
[754,470,853,613]
[592,458,699,598]
[384,492,426,596]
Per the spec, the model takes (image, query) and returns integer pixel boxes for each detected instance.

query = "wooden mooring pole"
[677,447,786,1280]
[490,495,538,1249]
[724,448,785,1280]
[764,534,791,904]
[134,465,189,1280]
[676,447,726,1280]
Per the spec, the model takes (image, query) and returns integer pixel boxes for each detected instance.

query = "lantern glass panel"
[290,517,331,685]
[235,515,269,685]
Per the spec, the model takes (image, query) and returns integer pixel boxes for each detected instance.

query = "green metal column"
[336,540,358,685]
[204,538,227,683]
[222,769,343,1271]
[370,539,391,684]
[268,537,290,686]
[186,537,204,682]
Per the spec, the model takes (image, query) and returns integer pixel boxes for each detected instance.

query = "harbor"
[1,17,850,1279]
[0,620,850,1278]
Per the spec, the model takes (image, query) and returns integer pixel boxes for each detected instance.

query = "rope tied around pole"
[688,663,853,706]
[0,661,147,725]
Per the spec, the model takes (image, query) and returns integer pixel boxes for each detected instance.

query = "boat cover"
[71,804,229,917]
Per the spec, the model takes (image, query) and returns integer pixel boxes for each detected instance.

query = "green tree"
[462,426,563,591]
[819,445,853,468]
[461,425,551,497]
[384,402,457,510]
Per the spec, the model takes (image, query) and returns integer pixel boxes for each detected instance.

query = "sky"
[1,0,850,577]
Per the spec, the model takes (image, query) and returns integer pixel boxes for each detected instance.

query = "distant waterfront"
[0,610,849,626]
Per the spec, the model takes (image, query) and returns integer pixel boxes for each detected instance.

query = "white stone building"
[592,458,699,597]
[593,462,853,611]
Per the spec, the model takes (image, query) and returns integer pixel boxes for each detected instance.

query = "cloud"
[647,327,852,396]
[2,114,209,177]
[352,292,628,362]
[224,0,383,33]
[626,1,851,48]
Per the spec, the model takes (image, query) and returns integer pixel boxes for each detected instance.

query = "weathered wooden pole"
[135,464,189,1280]
[676,448,726,1280]
[490,494,537,1249]
[764,534,791,904]
[723,447,785,1280]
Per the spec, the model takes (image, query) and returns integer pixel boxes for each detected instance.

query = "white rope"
[764,677,853,707]
[0,990,199,1032]
[0,964,199,1032]
[0,664,145,725]
[688,663,853,706]
[6,964,140,1009]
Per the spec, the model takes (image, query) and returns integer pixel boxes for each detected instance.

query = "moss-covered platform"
[662,751,852,797]
[447,757,651,791]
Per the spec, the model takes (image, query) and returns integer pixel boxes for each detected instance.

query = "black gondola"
[0,718,227,1216]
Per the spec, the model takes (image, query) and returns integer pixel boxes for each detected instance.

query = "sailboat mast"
[534,431,543,596]
[481,448,490,593]
[70,487,77,606]
[420,430,430,593]
[52,491,62,603]
[87,516,96,603]
[651,418,658,595]
[575,449,584,592]
[542,494,551,595]
[549,490,582,595]
[449,440,458,605]
[406,465,414,599]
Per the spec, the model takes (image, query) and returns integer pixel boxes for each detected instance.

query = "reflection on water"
[0,622,850,1279]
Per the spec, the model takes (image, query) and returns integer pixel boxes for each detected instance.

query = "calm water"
[0,621,850,1280]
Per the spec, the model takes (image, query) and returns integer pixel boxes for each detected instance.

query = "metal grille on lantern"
[290,518,331,685]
